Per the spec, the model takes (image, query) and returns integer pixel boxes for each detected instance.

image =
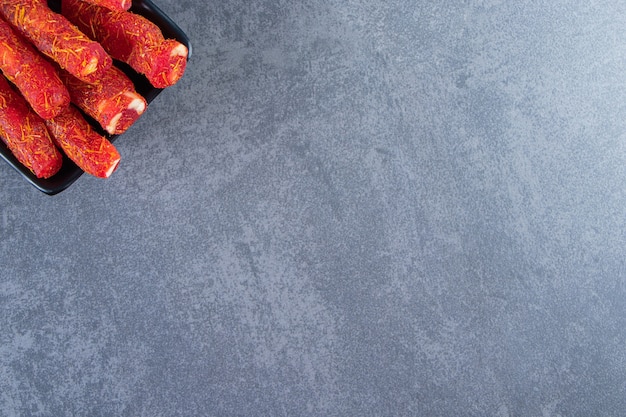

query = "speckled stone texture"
[2,0,626,415]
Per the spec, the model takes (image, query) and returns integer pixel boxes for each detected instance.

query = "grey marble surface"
[2,0,626,415]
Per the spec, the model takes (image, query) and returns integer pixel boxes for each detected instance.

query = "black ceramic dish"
[0,0,192,195]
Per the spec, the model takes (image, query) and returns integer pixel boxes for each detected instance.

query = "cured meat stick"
[62,0,187,88]
[0,76,63,179]
[0,0,112,84]
[0,17,70,120]
[59,65,147,135]
[80,0,132,12]
[45,105,121,178]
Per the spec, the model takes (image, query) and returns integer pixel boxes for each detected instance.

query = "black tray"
[0,0,192,195]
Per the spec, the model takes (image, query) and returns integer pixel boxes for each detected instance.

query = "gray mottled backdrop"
[2,0,626,416]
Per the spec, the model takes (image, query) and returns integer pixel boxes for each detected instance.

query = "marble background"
[2,0,626,415]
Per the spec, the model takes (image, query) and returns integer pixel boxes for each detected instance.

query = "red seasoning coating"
[59,65,147,135]
[45,105,121,178]
[80,0,132,12]
[62,0,187,88]
[0,0,112,84]
[0,76,63,178]
[0,18,70,120]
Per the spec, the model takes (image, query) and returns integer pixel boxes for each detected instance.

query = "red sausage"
[0,75,63,179]
[0,0,112,84]
[80,0,132,11]
[62,0,187,88]
[45,105,121,178]
[60,65,147,135]
[0,17,70,120]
